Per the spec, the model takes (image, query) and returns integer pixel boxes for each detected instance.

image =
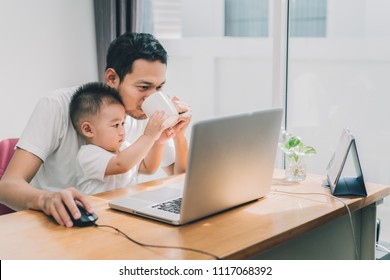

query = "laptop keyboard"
[151,198,182,214]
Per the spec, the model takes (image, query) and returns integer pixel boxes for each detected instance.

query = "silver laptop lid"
[179,108,283,224]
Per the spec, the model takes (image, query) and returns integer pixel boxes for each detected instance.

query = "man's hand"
[171,96,192,137]
[40,187,93,227]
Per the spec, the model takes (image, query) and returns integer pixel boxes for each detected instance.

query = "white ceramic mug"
[141,92,179,129]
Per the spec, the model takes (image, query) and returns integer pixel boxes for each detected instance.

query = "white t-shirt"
[75,142,138,195]
[17,87,175,193]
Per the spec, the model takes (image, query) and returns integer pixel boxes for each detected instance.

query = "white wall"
[0,0,98,140]
[181,0,225,37]
[327,0,390,38]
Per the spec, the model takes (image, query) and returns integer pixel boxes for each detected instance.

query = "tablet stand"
[327,129,367,197]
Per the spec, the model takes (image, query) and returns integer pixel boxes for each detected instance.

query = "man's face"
[115,59,167,120]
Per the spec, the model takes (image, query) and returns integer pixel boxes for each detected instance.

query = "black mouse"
[66,204,98,227]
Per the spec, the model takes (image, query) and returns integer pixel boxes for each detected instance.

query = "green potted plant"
[279,133,317,182]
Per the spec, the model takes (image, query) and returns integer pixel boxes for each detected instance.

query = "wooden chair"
[0,138,18,215]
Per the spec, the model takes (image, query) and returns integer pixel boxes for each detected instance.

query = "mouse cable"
[271,189,359,260]
[93,223,221,260]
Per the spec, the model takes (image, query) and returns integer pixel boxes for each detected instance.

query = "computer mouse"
[66,204,98,227]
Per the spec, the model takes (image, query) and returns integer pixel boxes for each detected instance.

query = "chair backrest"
[0,138,18,215]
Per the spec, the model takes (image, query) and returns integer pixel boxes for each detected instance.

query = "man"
[0,32,191,227]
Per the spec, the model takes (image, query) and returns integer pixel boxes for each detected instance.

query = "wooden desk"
[0,169,389,260]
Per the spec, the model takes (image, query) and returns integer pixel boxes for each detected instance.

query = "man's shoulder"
[36,86,79,111]
[47,85,79,102]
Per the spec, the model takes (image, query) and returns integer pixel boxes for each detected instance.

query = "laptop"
[109,108,283,225]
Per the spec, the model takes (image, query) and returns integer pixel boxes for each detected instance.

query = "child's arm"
[138,141,165,174]
[104,111,166,176]
[138,128,176,174]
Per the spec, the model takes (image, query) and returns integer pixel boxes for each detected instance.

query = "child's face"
[90,103,126,153]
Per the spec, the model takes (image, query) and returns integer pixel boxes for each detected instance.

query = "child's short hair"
[70,82,124,134]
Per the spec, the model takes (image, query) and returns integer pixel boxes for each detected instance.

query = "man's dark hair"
[70,82,124,134]
[106,32,168,82]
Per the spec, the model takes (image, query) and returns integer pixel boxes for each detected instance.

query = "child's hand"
[156,127,176,144]
[144,111,167,141]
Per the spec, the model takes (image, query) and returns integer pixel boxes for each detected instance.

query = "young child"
[69,82,169,195]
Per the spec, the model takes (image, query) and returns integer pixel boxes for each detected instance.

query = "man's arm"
[162,98,191,175]
[0,148,92,227]
[162,133,188,175]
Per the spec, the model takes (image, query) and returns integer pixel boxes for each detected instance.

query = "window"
[289,0,327,37]
[225,0,269,37]
[287,0,390,239]
[151,0,182,38]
